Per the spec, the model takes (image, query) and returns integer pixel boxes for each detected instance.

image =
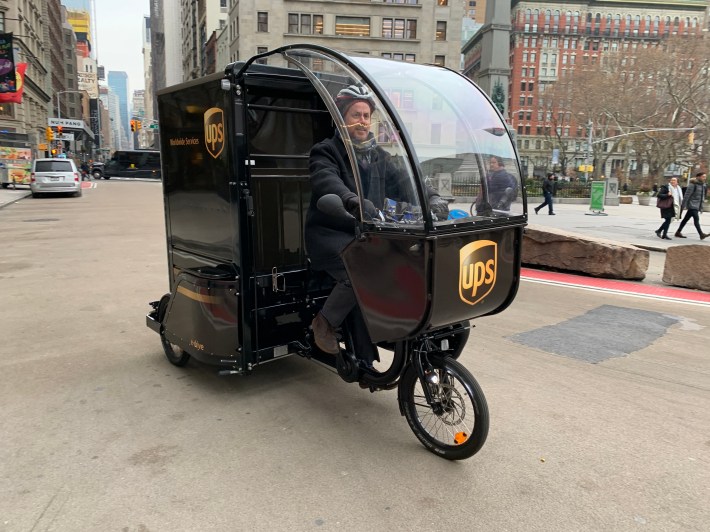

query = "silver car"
[30,158,82,198]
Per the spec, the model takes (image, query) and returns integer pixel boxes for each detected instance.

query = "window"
[288,13,323,35]
[257,12,268,32]
[0,12,5,32]
[438,0,448,5]
[256,46,268,64]
[0,104,13,118]
[436,21,446,41]
[382,18,417,39]
[336,16,370,36]
[434,55,445,66]
[381,52,414,62]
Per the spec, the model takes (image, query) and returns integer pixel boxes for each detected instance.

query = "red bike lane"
[521,267,710,306]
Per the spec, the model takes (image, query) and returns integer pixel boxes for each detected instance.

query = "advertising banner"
[589,181,607,212]
[0,146,32,185]
[0,63,27,103]
[0,33,16,93]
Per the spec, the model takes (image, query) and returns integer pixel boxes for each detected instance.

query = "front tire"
[157,294,190,367]
[399,356,488,460]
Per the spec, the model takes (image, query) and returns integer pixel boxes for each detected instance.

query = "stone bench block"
[523,225,649,280]
[662,245,710,291]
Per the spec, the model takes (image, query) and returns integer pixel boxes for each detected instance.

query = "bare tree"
[550,35,710,182]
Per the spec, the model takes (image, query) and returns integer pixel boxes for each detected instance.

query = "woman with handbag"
[655,182,675,240]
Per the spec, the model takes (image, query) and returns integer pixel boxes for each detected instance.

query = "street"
[0,181,708,531]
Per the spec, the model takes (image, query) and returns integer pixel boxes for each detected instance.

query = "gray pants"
[320,266,379,365]
[321,266,356,328]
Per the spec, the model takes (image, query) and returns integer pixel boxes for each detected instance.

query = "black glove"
[344,196,379,220]
[429,195,449,220]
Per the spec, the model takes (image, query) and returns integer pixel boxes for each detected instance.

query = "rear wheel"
[157,294,190,367]
[92,170,102,179]
[399,356,488,460]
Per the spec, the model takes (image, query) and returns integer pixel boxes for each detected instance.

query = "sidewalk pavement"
[0,184,31,208]
[3,186,707,286]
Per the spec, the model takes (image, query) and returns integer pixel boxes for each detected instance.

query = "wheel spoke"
[412,369,476,446]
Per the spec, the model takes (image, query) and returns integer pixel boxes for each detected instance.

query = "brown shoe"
[675,232,686,238]
[311,312,339,355]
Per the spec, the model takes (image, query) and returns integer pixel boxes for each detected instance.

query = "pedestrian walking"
[668,177,683,220]
[534,173,556,215]
[675,172,708,240]
[654,182,675,240]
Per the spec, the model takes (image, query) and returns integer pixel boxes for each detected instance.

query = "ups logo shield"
[204,107,225,159]
[459,240,497,306]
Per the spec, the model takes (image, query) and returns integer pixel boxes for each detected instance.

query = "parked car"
[30,158,82,198]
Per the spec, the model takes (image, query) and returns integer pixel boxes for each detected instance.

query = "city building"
[107,71,129,148]
[463,0,487,22]
[225,0,463,70]
[149,0,182,121]
[0,0,50,162]
[142,15,155,149]
[181,0,227,80]
[464,0,708,179]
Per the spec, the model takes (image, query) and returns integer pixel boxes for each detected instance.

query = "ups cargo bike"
[146,45,527,460]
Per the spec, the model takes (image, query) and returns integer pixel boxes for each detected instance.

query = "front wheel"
[399,357,489,460]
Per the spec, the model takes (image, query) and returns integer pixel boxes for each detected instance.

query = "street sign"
[56,133,75,141]
[48,118,84,128]
[149,124,159,129]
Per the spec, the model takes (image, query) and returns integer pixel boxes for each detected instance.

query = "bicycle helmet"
[335,84,375,115]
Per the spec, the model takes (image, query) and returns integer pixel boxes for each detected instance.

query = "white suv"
[30,158,82,198]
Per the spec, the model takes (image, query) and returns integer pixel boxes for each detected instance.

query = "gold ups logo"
[204,107,225,159]
[459,240,497,305]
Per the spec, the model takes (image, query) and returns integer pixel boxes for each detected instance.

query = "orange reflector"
[454,432,468,444]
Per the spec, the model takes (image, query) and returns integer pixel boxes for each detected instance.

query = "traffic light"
[688,131,695,144]
[136,120,142,130]
[130,119,136,132]
[57,125,63,136]
[45,126,54,142]
[51,148,57,155]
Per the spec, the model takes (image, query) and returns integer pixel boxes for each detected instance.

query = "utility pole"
[584,120,593,181]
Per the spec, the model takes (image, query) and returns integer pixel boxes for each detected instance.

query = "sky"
[93,0,149,94]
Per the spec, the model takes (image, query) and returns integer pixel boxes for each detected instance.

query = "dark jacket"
[488,168,517,210]
[306,134,427,270]
[542,178,554,195]
[681,178,707,211]
[657,184,675,219]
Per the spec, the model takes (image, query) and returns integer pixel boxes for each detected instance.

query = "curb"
[0,191,32,209]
